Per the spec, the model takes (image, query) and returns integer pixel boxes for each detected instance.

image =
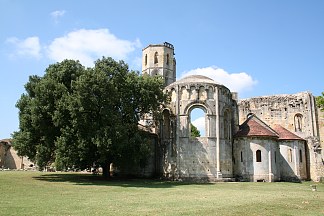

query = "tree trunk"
[101,162,110,179]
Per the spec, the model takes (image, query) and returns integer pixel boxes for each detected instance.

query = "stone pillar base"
[217,171,223,179]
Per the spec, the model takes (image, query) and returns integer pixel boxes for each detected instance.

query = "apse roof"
[234,115,279,138]
[272,125,304,140]
[171,75,222,86]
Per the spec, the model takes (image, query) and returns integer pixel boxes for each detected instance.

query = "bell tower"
[142,42,176,86]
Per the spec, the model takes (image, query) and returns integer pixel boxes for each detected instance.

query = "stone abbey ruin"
[139,42,324,182]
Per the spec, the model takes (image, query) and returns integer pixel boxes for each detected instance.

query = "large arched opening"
[190,107,206,137]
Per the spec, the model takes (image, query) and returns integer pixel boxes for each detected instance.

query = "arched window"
[199,86,207,100]
[166,54,170,65]
[299,149,302,163]
[288,148,292,162]
[180,86,188,100]
[145,54,147,66]
[190,107,206,137]
[256,150,261,162]
[294,114,303,132]
[154,52,158,64]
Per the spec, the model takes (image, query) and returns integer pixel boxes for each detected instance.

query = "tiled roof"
[234,115,305,142]
[234,116,278,138]
[272,125,304,140]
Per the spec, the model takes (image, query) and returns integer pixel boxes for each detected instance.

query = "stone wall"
[317,108,324,180]
[233,137,279,182]
[174,137,217,180]
[279,140,307,181]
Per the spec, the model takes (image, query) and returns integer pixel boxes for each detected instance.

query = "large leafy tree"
[13,57,166,177]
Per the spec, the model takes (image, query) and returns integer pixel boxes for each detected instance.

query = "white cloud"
[181,66,257,95]
[50,10,66,23]
[192,117,205,136]
[47,29,141,66]
[6,36,41,59]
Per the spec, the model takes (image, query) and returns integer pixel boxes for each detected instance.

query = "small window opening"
[240,151,243,162]
[145,54,147,66]
[154,52,158,64]
[299,149,302,163]
[294,114,303,132]
[288,148,293,162]
[256,150,262,162]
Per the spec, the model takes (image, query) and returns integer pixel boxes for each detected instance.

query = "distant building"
[0,139,34,170]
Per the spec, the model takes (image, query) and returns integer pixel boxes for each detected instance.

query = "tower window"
[299,149,302,163]
[240,151,243,162]
[154,52,158,64]
[166,54,170,65]
[145,54,147,66]
[256,150,261,162]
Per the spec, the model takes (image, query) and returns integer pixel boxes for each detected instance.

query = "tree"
[13,60,85,168]
[190,123,201,137]
[316,92,324,111]
[13,57,167,178]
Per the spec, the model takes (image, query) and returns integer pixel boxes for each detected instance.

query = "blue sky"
[1,0,324,138]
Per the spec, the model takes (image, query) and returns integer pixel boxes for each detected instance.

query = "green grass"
[0,171,323,216]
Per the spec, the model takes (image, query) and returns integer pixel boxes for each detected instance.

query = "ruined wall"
[238,92,316,135]
[238,92,323,181]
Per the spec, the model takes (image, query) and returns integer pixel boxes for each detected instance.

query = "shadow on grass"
[32,173,210,188]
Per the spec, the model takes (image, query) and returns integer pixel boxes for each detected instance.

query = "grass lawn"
[0,171,323,216]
